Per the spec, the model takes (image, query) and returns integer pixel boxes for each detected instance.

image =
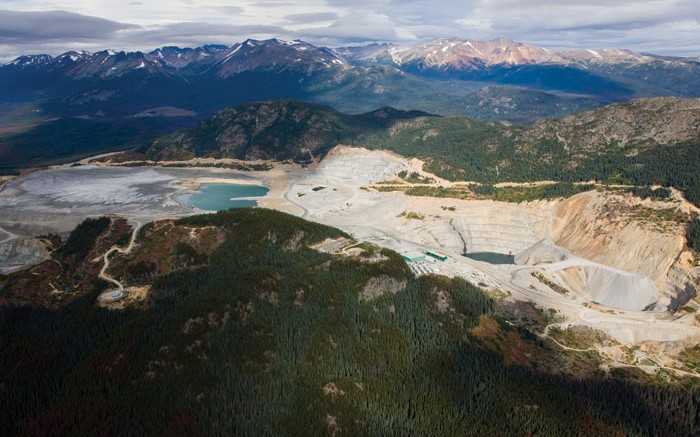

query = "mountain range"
[8,37,696,81]
[2,37,700,123]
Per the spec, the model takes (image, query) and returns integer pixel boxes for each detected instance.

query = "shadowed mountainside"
[1,208,699,435]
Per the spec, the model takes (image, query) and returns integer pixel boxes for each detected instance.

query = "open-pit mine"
[1,146,699,372]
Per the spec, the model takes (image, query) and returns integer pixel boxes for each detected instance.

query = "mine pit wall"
[450,200,554,254]
[583,266,658,311]
[427,189,692,310]
[0,210,85,274]
[550,191,695,309]
[316,146,411,185]
[0,239,49,274]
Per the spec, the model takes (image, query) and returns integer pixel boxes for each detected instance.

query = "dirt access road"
[98,220,142,290]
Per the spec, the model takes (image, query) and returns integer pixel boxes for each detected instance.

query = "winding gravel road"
[98,220,142,291]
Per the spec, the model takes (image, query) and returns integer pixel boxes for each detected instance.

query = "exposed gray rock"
[515,238,569,266]
[0,238,49,274]
[360,275,406,301]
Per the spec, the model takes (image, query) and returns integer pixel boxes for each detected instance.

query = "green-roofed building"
[402,251,426,263]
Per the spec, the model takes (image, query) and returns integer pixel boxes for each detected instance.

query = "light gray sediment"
[0,165,266,272]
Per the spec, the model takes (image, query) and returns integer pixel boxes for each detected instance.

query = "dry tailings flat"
[0,165,268,272]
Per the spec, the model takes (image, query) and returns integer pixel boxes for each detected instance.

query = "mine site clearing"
[1,146,699,358]
[282,148,700,342]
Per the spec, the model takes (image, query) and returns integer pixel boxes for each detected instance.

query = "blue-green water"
[179,183,269,211]
[463,252,515,265]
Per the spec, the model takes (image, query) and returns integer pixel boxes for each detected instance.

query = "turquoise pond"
[178,183,269,211]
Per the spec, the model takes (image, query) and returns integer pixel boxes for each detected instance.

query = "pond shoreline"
[176,182,270,212]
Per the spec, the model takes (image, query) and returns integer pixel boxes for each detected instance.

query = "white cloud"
[456,0,700,54]
[0,10,134,42]
[300,12,399,42]
[0,0,698,57]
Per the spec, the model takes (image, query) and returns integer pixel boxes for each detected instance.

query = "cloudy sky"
[1,0,699,60]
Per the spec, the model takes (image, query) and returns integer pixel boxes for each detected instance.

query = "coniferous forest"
[1,209,698,436]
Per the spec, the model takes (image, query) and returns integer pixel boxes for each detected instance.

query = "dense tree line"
[627,186,672,200]
[687,216,700,254]
[1,209,698,436]
[355,117,700,208]
[60,217,111,261]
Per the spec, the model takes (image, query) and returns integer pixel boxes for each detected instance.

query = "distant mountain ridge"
[8,37,696,74]
[147,97,700,160]
[340,38,700,101]
[339,37,696,68]
[4,38,345,79]
[2,37,699,123]
[1,37,699,167]
[146,100,430,163]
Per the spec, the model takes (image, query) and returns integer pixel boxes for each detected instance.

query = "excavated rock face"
[316,146,410,185]
[515,237,660,311]
[558,266,659,311]
[295,147,695,312]
[0,238,49,274]
[550,190,691,308]
[585,267,658,311]
[448,200,552,254]
[514,238,568,266]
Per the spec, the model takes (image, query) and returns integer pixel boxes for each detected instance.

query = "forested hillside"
[0,117,195,172]
[146,100,429,163]
[358,114,700,206]
[141,98,700,207]
[1,209,698,435]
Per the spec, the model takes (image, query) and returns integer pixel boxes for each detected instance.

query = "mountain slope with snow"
[1,37,699,123]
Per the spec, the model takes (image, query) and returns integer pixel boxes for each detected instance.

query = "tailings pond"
[0,166,270,236]
[179,183,269,211]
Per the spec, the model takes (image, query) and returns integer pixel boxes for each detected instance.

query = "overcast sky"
[1,0,699,60]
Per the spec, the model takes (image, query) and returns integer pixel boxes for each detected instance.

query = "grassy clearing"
[626,206,689,233]
[548,326,611,350]
[678,345,700,373]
